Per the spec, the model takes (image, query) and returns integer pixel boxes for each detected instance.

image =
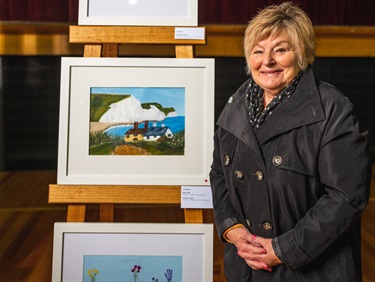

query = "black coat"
[210,68,371,281]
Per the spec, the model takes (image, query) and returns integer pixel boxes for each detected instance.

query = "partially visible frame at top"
[78,0,198,26]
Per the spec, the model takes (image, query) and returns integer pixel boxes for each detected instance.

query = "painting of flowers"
[89,87,185,156]
[87,268,99,282]
[83,255,182,282]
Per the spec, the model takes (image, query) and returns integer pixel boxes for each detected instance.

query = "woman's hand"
[237,234,283,271]
[225,227,272,271]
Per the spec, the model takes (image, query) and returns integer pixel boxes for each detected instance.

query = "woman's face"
[248,31,300,99]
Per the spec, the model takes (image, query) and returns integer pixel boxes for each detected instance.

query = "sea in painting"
[83,255,182,282]
[89,87,185,156]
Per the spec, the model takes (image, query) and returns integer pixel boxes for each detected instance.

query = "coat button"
[255,171,264,181]
[245,219,252,228]
[262,222,273,231]
[235,170,244,179]
[272,156,283,166]
[224,155,230,166]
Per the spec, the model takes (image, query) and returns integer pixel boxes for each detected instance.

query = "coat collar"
[216,79,261,154]
[216,68,326,150]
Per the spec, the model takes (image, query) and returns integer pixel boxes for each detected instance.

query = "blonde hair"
[243,2,315,72]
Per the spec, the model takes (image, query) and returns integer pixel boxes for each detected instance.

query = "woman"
[210,2,371,281]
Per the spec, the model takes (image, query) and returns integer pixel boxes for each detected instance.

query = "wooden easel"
[49,25,207,224]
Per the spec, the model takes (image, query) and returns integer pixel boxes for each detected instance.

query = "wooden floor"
[0,167,374,281]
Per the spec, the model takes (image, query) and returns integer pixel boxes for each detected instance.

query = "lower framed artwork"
[52,222,213,282]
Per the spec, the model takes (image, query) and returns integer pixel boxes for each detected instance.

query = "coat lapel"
[216,79,262,156]
[255,68,326,145]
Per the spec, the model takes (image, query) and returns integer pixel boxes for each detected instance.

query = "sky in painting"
[91,87,185,116]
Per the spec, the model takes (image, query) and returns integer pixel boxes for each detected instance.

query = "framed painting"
[57,57,214,185]
[52,222,213,282]
[78,0,198,26]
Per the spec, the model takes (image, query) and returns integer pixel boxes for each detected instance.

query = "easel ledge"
[48,184,203,223]
[69,25,207,45]
[69,25,206,58]
[49,184,181,204]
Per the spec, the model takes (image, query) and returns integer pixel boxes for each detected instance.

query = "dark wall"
[1,56,374,170]
[1,57,61,169]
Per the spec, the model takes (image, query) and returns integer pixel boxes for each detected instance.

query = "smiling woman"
[210,2,372,282]
[247,32,300,104]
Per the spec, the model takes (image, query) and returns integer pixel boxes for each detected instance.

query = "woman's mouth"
[261,70,282,75]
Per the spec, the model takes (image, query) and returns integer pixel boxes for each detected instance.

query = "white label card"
[175,27,205,40]
[181,186,213,209]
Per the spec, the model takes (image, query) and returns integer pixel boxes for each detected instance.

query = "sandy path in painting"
[114,145,151,155]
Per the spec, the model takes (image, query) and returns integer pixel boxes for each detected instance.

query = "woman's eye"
[253,50,263,54]
[275,48,286,53]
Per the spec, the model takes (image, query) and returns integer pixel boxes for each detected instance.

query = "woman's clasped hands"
[225,227,282,272]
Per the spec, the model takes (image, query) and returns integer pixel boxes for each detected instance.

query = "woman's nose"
[263,51,275,65]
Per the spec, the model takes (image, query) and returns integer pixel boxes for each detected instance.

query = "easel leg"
[100,204,115,222]
[102,43,118,57]
[175,45,194,58]
[84,44,102,57]
[67,204,86,222]
[184,209,203,223]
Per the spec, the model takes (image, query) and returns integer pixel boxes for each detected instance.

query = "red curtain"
[1,0,76,22]
[1,0,374,25]
[198,0,375,25]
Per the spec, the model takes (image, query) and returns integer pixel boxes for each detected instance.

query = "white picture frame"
[57,57,214,186]
[52,222,213,282]
[78,0,198,26]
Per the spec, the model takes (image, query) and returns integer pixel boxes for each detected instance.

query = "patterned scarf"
[244,71,303,129]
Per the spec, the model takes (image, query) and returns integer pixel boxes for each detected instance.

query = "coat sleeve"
[272,86,372,270]
[210,128,244,241]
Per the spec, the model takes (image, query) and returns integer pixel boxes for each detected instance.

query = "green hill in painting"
[90,94,130,122]
[142,102,176,116]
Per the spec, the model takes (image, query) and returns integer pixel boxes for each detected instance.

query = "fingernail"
[252,235,257,240]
